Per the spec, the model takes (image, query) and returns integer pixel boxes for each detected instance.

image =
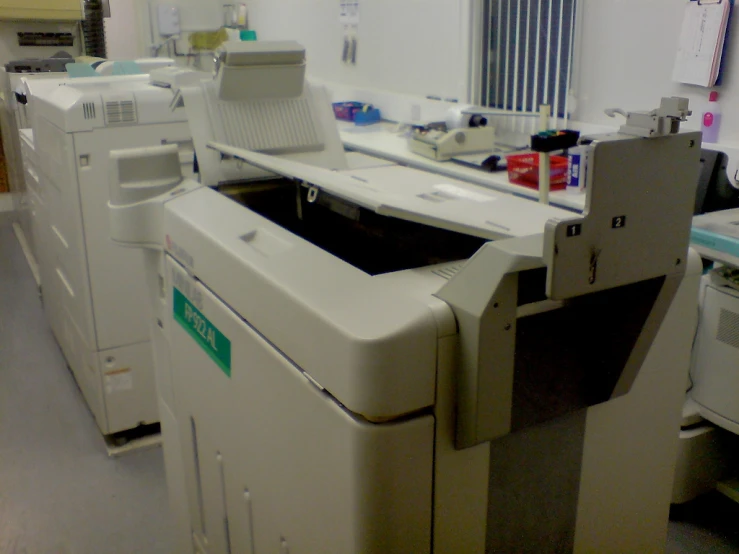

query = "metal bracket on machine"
[543,125,699,299]
[604,96,691,138]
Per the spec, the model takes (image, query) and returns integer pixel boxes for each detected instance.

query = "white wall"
[106,0,146,59]
[124,0,739,142]
[128,0,223,65]
[574,0,739,142]
[247,0,474,102]
[124,0,475,100]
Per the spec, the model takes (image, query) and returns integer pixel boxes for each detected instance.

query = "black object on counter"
[530,130,580,153]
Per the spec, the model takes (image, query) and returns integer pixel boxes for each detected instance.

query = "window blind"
[482,0,577,125]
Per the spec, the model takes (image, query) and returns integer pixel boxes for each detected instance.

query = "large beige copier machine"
[109,42,702,554]
[30,69,203,437]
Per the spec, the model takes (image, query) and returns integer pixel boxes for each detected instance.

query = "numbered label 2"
[611,215,626,229]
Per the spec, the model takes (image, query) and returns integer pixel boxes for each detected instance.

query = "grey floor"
[1,211,738,554]
[668,492,739,554]
[0,213,174,554]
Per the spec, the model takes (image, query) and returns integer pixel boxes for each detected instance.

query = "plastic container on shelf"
[506,153,569,190]
[332,102,381,125]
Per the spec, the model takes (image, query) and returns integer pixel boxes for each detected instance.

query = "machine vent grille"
[104,100,136,125]
[215,95,324,154]
[717,308,739,349]
[82,102,96,120]
[432,263,464,280]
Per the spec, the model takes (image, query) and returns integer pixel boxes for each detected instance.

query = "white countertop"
[337,121,586,212]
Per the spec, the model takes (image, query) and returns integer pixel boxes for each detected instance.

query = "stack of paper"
[673,0,732,87]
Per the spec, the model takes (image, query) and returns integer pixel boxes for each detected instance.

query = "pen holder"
[333,102,381,125]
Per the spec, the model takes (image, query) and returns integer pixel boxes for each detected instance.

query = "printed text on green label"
[173,287,231,377]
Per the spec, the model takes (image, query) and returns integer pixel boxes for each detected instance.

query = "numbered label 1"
[566,223,582,237]
[611,215,626,229]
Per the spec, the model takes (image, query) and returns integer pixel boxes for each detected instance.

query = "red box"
[506,153,569,190]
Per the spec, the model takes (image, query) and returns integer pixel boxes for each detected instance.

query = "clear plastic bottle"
[702,91,721,144]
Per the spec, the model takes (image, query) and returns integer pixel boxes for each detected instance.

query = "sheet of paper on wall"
[340,0,360,64]
[339,0,360,24]
[672,0,731,87]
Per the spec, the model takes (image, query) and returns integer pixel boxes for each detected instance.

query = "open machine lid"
[209,142,572,240]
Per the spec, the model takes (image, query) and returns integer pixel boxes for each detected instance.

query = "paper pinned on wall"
[340,0,360,64]
[672,0,732,87]
[340,0,360,25]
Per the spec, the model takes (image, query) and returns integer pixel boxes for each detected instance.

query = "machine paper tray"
[208,142,569,240]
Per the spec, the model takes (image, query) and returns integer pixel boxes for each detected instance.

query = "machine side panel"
[35,117,97,352]
[33,116,111,432]
[434,235,545,447]
[148,248,193,553]
[63,303,107,433]
[34,172,64,348]
[145,250,175,410]
[97,340,158,433]
[167,257,434,554]
[73,124,191,350]
[22,163,42,266]
[432,335,490,553]
[486,410,587,553]
[691,281,739,431]
[18,131,44,282]
[157,396,194,554]
[573,252,702,553]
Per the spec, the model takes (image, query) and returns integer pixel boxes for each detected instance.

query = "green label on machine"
[173,287,232,377]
